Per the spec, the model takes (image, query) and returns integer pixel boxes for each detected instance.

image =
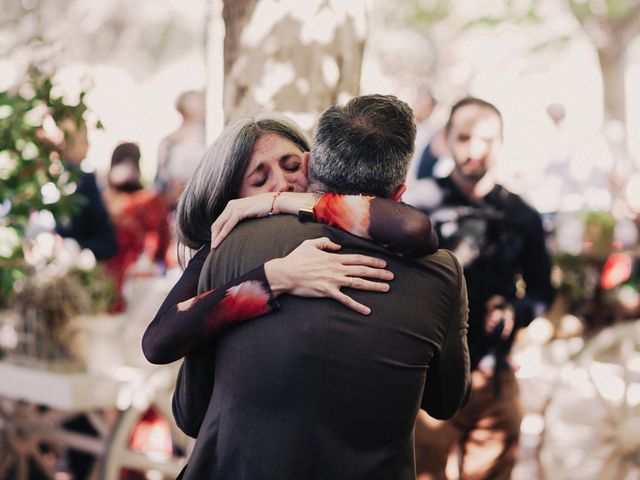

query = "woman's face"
[238,132,309,198]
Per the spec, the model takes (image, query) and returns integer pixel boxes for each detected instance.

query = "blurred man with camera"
[415,97,555,480]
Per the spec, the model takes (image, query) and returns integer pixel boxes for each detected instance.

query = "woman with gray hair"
[142,112,437,368]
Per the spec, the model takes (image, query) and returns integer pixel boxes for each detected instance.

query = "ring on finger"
[347,276,353,288]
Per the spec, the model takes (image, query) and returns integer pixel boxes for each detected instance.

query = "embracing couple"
[142,94,470,480]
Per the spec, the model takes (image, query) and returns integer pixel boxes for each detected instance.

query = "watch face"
[299,192,322,221]
[299,207,314,221]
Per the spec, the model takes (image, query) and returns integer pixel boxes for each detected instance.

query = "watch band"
[298,191,324,222]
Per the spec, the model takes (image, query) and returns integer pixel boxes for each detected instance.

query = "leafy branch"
[0,66,100,302]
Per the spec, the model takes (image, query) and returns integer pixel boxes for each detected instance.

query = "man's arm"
[421,252,470,419]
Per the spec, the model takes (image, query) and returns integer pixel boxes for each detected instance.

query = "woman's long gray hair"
[176,112,310,253]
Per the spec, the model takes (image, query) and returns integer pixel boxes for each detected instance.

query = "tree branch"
[222,0,260,75]
[617,4,640,47]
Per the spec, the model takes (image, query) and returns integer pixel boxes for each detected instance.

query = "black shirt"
[427,176,554,368]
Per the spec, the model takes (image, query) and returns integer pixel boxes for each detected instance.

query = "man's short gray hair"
[309,94,416,198]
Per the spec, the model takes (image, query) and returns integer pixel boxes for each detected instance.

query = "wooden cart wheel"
[541,320,640,480]
[102,372,190,480]
[0,397,117,480]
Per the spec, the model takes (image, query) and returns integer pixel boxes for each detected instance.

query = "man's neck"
[450,169,496,202]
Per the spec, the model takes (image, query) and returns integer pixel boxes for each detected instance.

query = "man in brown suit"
[178,95,470,480]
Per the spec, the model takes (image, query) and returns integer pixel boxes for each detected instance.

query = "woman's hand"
[264,237,393,315]
[210,193,274,248]
[211,193,313,248]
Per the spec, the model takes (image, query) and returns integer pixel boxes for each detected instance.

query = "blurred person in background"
[55,116,118,260]
[103,142,170,312]
[155,90,207,206]
[407,87,438,181]
[155,90,207,269]
[407,88,452,182]
[415,97,555,480]
[415,128,449,180]
[403,90,450,212]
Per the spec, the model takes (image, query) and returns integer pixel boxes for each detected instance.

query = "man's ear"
[391,183,407,202]
[301,152,310,177]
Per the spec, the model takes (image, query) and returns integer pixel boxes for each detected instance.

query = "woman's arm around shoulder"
[141,244,278,365]
[210,192,439,257]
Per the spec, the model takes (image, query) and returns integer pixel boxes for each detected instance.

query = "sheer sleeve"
[314,193,438,258]
[141,244,278,365]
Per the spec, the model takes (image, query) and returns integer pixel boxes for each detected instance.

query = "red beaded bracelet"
[267,191,282,217]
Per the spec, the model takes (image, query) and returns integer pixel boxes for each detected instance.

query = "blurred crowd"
[48,90,206,314]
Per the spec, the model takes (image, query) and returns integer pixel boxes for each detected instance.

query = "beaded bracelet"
[267,191,282,217]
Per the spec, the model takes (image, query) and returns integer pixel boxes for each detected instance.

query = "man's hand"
[484,295,514,340]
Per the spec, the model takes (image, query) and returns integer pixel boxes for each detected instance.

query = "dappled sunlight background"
[365,0,640,215]
[3,0,639,201]
[81,56,206,180]
[1,0,208,181]
[1,1,640,479]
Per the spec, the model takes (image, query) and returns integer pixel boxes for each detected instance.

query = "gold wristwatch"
[298,191,324,222]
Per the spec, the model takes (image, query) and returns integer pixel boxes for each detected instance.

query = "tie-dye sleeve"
[142,244,278,365]
[314,193,439,257]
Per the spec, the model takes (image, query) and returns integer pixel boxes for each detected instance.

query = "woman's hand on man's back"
[264,237,393,315]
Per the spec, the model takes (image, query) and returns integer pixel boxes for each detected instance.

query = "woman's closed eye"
[284,162,301,172]
[281,155,302,172]
[252,175,268,188]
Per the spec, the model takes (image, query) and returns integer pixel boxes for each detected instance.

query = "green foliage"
[457,0,640,28]
[569,0,640,21]
[72,264,117,314]
[0,66,97,302]
[527,34,573,53]
[583,210,616,256]
[554,253,589,304]
[382,0,452,29]
[463,0,543,30]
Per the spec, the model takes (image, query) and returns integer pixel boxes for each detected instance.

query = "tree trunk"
[597,49,627,125]
[596,47,636,192]
[222,0,260,77]
[221,0,368,132]
[570,3,640,157]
